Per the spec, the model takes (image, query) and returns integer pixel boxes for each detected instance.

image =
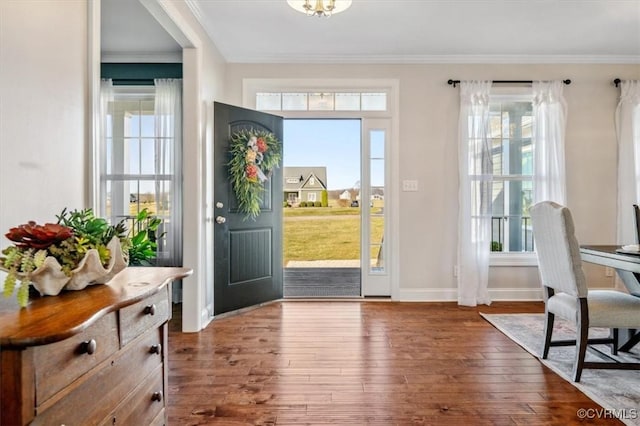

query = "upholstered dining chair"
[530,201,640,382]
[634,204,640,244]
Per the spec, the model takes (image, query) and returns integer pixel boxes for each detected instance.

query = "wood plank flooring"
[167,301,620,425]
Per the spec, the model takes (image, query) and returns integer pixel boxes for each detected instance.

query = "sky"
[283,119,362,190]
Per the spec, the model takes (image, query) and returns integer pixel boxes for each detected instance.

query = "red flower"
[5,222,73,249]
[246,164,258,180]
[256,137,267,153]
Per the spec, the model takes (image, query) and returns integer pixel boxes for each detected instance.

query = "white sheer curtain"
[615,80,640,245]
[99,79,114,215]
[457,81,493,307]
[154,79,183,301]
[533,81,567,205]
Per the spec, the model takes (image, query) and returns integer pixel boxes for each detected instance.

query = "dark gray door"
[213,102,283,315]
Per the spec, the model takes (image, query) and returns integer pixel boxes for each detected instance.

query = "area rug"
[480,313,640,426]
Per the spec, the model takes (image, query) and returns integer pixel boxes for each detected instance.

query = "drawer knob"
[151,391,163,402]
[144,304,156,316]
[80,339,97,355]
[149,344,162,355]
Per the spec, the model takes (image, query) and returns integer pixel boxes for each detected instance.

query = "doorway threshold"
[284,267,360,297]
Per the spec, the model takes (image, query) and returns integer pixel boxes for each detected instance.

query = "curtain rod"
[447,79,571,88]
[614,78,621,87]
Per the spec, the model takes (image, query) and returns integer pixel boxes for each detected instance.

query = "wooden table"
[0,266,191,425]
[580,245,640,350]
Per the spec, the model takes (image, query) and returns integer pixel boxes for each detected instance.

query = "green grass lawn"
[121,201,383,265]
[283,205,383,217]
[284,206,384,264]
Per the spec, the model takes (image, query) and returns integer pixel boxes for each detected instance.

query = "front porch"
[283,266,361,297]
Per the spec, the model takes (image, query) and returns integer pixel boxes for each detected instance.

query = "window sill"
[490,253,538,267]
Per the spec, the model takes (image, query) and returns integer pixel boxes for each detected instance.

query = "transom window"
[256,92,387,112]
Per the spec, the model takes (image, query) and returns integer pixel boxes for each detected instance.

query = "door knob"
[216,216,226,224]
[79,339,97,355]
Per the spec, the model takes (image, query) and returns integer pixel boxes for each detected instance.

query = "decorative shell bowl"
[10,237,127,296]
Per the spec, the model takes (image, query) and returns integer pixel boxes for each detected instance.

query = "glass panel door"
[369,130,385,272]
[362,119,391,296]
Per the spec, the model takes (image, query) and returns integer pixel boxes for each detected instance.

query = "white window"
[309,177,315,185]
[489,95,534,253]
[100,86,181,266]
[307,193,317,202]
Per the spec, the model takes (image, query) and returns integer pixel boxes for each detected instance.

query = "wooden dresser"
[0,267,191,426]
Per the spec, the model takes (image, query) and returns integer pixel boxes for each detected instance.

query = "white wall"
[224,63,640,300]
[154,0,227,331]
[0,1,88,250]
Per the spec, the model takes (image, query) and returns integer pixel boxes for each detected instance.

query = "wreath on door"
[228,129,281,220]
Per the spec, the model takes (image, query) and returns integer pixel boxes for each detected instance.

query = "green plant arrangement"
[0,208,161,307]
[125,208,163,266]
[228,129,281,220]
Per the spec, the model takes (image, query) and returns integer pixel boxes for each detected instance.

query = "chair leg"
[542,310,554,359]
[611,328,619,356]
[573,299,589,382]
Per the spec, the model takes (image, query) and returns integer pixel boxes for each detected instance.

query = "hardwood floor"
[167,301,620,425]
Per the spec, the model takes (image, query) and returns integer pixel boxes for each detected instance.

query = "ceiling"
[102,0,640,64]
[101,0,181,60]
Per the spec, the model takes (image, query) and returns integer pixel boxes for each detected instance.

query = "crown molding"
[224,53,640,65]
[184,0,206,23]
[184,0,219,52]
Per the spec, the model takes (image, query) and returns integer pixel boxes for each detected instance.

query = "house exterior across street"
[284,167,327,205]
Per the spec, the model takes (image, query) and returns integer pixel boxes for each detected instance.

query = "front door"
[213,102,284,315]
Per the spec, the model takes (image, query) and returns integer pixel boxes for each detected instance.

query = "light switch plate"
[402,180,419,191]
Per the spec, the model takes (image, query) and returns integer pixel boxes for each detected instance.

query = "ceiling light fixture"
[287,0,352,17]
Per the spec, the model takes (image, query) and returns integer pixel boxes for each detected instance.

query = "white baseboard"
[201,306,212,329]
[396,287,543,302]
[396,288,458,301]
[489,287,543,301]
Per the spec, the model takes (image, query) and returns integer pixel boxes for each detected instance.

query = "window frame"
[256,90,388,112]
[100,85,177,265]
[488,91,538,267]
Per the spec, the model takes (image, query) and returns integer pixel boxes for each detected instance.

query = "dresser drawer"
[34,311,119,404]
[100,364,165,426]
[149,408,167,426]
[120,288,169,346]
[34,327,164,425]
